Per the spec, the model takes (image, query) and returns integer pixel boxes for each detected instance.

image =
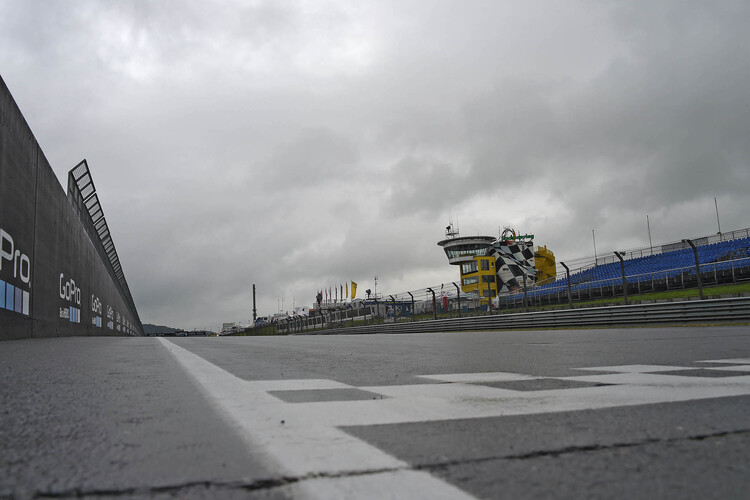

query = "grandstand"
[520,228,750,304]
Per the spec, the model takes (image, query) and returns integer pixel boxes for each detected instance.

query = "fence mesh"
[237,228,750,335]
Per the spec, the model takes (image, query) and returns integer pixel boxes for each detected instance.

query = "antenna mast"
[445,218,459,238]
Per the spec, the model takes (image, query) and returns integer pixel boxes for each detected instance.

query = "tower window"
[461,262,478,274]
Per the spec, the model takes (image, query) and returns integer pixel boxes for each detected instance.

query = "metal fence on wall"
[68,160,142,332]
[561,228,750,269]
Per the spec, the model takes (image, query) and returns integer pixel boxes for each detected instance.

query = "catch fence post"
[453,282,461,318]
[683,239,705,299]
[427,288,437,320]
[614,252,627,305]
[560,262,573,309]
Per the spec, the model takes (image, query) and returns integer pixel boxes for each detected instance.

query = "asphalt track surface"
[2,326,750,498]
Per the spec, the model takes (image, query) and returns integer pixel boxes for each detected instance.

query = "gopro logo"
[0,229,31,316]
[91,295,102,314]
[59,274,81,305]
[0,229,31,285]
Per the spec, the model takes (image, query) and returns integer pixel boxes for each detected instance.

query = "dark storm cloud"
[381,0,750,261]
[2,0,749,329]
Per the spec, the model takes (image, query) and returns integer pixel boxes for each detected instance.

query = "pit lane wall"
[0,76,143,339]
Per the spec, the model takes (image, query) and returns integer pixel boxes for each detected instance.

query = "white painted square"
[160,338,750,500]
[697,358,750,364]
[253,378,353,391]
[292,469,476,500]
[700,365,750,372]
[576,364,691,373]
[418,372,539,383]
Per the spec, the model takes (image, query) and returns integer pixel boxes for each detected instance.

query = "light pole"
[592,229,598,265]
[715,197,722,240]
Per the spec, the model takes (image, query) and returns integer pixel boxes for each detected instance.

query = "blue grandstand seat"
[519,236,750,299]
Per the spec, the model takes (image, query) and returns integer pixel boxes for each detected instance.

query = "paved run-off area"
[2,326,750,498]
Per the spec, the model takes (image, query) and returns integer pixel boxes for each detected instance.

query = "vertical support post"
[715,197,722,238]
[488,277,494,314]
[453,282,461,318]
[389,295,396,322]
[560,262,573,309]
[714,263,717,285]
[252,284,257,323]
[427,288,437,320]
[592,229,598,265]
[614,252,627,305]
[683,239,705,300]
[408,292,415,321]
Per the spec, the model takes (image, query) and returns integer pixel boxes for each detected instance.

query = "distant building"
[438,224,556,301]
[220,322,239,335]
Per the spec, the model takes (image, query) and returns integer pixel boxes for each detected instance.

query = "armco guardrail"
[296,297,750,335]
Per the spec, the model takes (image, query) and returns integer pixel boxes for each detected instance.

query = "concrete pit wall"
[0,75,143,340]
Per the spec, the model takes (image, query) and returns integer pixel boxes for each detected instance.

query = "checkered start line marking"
[159,338,750,499]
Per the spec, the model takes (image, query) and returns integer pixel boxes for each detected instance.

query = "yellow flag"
[351,281,357,299]
[346,282,349,298]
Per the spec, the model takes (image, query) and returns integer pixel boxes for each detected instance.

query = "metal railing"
[67,159,143,334]
[248,229,750,336]
[562,227,750,268]
[520,256,750,298]
[263,253,750,335]
[289,297,750,335]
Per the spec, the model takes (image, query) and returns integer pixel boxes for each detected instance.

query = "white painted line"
[248,379,354,391]
[158,338,476,499]
[698,358,750,364]
[159,339,750,498]
[564,372,750,387]
[289,470,475,500]
[576,364,692,373]
[699,365,750,372]
[418,372,539,383]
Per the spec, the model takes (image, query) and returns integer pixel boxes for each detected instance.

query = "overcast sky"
[2,1,749,330]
